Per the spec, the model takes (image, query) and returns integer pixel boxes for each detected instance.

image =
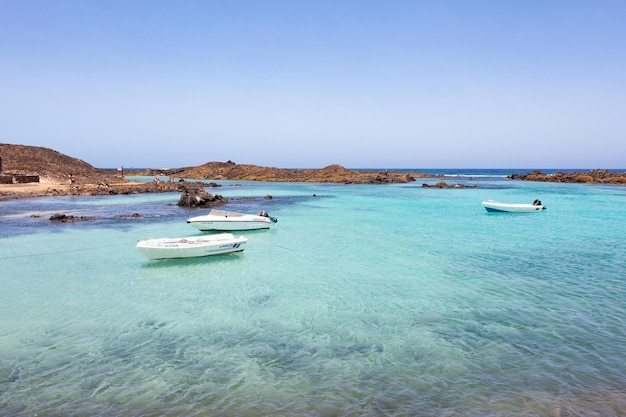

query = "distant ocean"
[1,169,625,416]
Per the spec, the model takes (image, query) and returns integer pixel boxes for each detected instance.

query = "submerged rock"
[421,181,478,189]
[49,213,97,222]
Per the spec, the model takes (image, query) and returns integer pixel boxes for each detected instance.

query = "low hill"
[0,143,186,199]
[0,143,111,183]
[0,143,419,185]
[171,162,418,184]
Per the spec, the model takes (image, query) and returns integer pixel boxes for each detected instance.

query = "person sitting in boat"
[533,199,542,206]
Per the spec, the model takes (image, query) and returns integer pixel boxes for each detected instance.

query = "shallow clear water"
[1,173,626,416]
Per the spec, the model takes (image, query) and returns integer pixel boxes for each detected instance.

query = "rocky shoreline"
[2,144,624,201]
[507,169,626,185]
[0,177,229,201]
[0,144,447,200]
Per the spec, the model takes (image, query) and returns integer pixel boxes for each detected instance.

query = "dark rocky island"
[130,162,427,184]
[421,181,478,189]
[507,169,626,185]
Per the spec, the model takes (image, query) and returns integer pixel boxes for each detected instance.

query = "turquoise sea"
[1,169,625,416]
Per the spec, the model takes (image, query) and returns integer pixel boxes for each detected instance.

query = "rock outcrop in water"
[507,169,626,185]
[49,213,98,222]
[421,181,478,189]
[177,187,228,207]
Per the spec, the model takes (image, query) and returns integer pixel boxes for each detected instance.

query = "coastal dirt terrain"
[169,161,420,184]
[0,144,178,199]
[2,143,623,200]
[0,144,419,200]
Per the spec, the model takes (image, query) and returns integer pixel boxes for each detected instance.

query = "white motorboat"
[187,209,278,231]
[482,199,547,213]
[136,233,247,260]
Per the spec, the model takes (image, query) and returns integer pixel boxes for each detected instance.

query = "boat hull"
[187,209,276,231]
[482,200,546,213]
[136,234,247,260]
[187,219,273,231]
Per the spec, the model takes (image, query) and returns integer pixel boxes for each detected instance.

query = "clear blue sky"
[1,1,625,169]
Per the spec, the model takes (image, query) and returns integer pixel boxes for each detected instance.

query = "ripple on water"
[2,180,626,415]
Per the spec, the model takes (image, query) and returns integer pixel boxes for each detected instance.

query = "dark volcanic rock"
[49,213,97,222]
[177,187,228,207]
[508,169,626,185]
[421,181,478,189]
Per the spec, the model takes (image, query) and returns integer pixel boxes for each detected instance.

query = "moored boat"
[187,209,278,231]
[136,233,247,260]
[482,199,547,213]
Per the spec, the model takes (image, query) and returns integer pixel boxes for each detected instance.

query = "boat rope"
[0,244,124,260]
[246,236,295,252]
[0,222,180,260]
[0,238,296,259]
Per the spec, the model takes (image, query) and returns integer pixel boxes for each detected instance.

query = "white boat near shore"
[482,200,547,213]
[136,233,247,260]
[187,209,278,231]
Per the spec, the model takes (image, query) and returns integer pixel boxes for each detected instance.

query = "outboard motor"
[258,210,278,223]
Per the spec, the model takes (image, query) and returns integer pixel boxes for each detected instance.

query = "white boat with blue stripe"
[136,233,247,260]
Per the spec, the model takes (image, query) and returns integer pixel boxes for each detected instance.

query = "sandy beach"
[0,179,63,198]
[0,178,171,200]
